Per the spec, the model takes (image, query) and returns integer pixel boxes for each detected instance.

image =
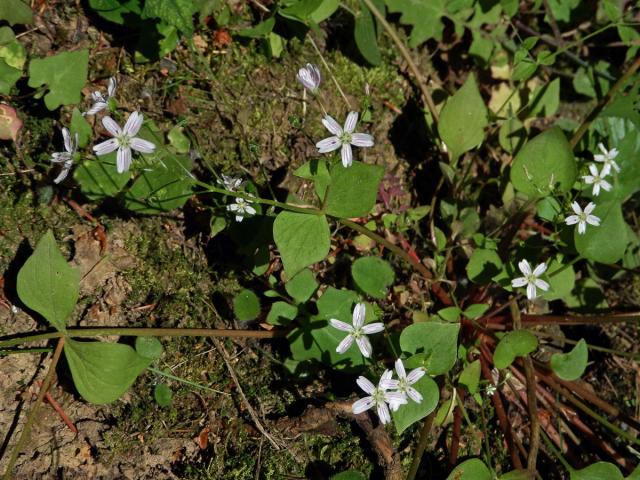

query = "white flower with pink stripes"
[352,371,407,424]
[330,302,384,358]
[388,359,426,411]
[316,112,374,167]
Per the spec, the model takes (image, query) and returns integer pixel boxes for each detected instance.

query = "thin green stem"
[2,337,65,479]
[147,366,229,396]
[406,412,435,480]
[0,327,284,349]
[308,36,352,110]
[539,429,572,473]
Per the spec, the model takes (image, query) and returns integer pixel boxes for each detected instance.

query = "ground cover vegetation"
[0,0,640,478]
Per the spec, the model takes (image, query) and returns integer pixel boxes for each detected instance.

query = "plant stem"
[360,0,440,124]
[0,327,284,349]
[570,56,640,148]
[406,412,435,480]
[2,337,65,479]
[521,312,640,326]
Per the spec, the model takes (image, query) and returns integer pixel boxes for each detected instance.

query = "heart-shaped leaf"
[392,375,439,433]
[550,339,588,381]
[493,330,538,369]
[273,211,330,277]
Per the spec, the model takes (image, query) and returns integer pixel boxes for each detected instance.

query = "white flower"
[486,384,497,396]
[227,196,256,222]
[593,143,620,173]
[316,112,374,168]
[218,174,244,192]
[84,77,117,116]
[511,260,550,300]
[50,127,78,184]
[296,63,321,92]
[582,163,612,196]
[565,201,600,235]
[388,359,425,411]
[92,111,156,173]
[352,371,407,424]
[329,302,384,358]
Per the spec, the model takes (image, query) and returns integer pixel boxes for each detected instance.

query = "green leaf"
[499,117,527,154]
[574,202,628,264]
[499,470,530,480]
[570,462,623,480]
[385,0,447,47]
[28,50,89,110]
[463,303,490,320]
[459,359,481,394]
[351,256,395,299]
[16,230,79,332]
[266,301,298,326]
[70,108,92,148]
[527,78,560,118]
[542,256,575,301]
[285,268,318,303]
[551,339,588,381]
[154,383,173,407]
[87,0,141,24]
[0,0,33,25]
[135,337,164,360]
[233,289,261,321]
[437,306,461,322]
[279,0,324,21]
[74,156,131,201]
[466,248,503,284]
[493,330,538,369]
[330,470,367,480]
[0,26,26,69]
[510,127,576,197]
[294,159,331,201]
[142,0,197,35]
[0,59,21,95]
[273,211,331,277]
[392,375,439,433]
[237,17,275,38]
[64,339,152,404]
[325,161,384,218]
[167,126,190,153]
[447,458,492,480]
[354,0,382,66]
[400,322,460,375]
[309,0,340,23]
[438,74,488,162]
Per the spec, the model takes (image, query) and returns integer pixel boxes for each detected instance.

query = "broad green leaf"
[438,306,461,322]
[463,303,490,320]
[74,155,131,201]
[167,126,190,153]
[392,375,439,433]
[0,0,33,25]
[0,26,26,69]
[510,127,576,197]
[493,330,538,369]
[447,458,492,480]
[330,470,367,480]
[142,0,197,35]
[309,0,340,23]
[316,287,360,322]
[570,462,623,480]
[28,50,89,110]
[154,383,173,407]
[325,161,384,218]
[87,0,141,24]
[546,0,580,22]
[551,339,588,381]
[237,17,275,38]
[64,339,152,404]
[466,248,503,284]
[574,202,628,264]
[354,0,382,66]
[294,159,330,200]
[400,322,460,375]
[273,211,330,277]
[16,230,79,332]
[385,0,447,46]
[135,337,164,360]
[542,256,575,301]
[499,117,527,154]
[279,0,324,20]
[266,301,298,326]
[527,78,560,118]
[439,74,488,162]
[70,108,92,148]
[233,289,261,321]
[0,59,21,95]
[459,359,481,394]
[499,471,530,480]
[285,268,318,303]
[351,256,395,299]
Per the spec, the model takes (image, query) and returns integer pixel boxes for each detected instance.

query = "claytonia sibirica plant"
[92,111,156,173]
[84,77,117,116]
[593,142,621,173]
[329,302,384,358]
[296,63,321,93]
[50,127,78,184]
[352,372,407,425]
[218,174,244,192]
[511,260,549,300]
[227,196,256,222]
[565,201,600,234]
[316,112,374,167]
[389,359,426,410]
[582,163,612,196]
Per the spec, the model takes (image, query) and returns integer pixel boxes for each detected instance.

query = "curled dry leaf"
[0,103,22,141]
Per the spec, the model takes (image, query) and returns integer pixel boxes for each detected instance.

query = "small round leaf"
[233,289,260,321]
[351,256,395,299]
[550,339,588,381]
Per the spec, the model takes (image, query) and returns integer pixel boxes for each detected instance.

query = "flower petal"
[588,163,598,176]
[117,146,132,173]
[395,359,407,380]
[532,262,547,277]
[376,402,391,424]
[84,101,107,116]
[321,115,342,135]
[341,143,353,167]
[344,111,358,133]
[352,397,374,414]
[130,137,156,154]
[53,164,71,184]
[316,136,341,153]
[584,202,596,214]
[352,303,366,328]
[578,220,586,234]
[564,215,579,225]
[379,378,399,390]
[362,322,385,335]
[108,76,117,97]
[123,111,144,136]
[384,391,407,405]
[351,132,374,147]
[571,201,582,215]
[93,138,119,156]
[330,319,353,332]
[356,335,373,358]
[600,164,611,177]
[511,277,528,288]
[526,283,537,300]
[62,127,72,153]
[600,179,612,191]
[336,335,354,354]
[518,259,531,276]
[51,152,72,163]
[535,279,550,291]
[356,376,376,395]
[407,387,423,403]
[102,116,121,137]
[586,214,600,226]
[406,367,426,384]
[582,175,595,184]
